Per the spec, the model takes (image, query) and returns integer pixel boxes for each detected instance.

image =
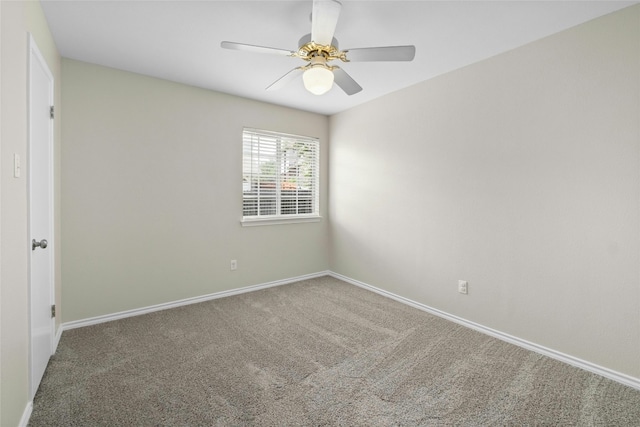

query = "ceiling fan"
[221,0,416,96]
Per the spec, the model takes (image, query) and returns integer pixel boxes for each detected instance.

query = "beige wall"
[61,59,330,322]
[0,0,61,425]
[329,5,640,378]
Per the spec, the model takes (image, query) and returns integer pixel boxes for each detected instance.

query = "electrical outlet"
[458,280,468,295]
[230,260,237,271]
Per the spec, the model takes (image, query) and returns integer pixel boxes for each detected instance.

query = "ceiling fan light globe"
[303,66,334,95]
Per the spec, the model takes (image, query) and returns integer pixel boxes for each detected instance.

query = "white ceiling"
[41,0,636,116]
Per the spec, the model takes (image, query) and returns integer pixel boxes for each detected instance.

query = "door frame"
[27,33,55,399]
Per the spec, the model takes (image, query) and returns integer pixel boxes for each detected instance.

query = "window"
[242,128,320,225]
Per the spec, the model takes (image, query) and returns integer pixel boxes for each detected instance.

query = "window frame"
[241,128,321,226]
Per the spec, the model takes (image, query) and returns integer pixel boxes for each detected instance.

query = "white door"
[29,35,55,398]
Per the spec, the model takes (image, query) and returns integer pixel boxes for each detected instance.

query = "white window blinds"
[242,128,319,221]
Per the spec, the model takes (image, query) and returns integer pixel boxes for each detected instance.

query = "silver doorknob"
[32,239,48,250]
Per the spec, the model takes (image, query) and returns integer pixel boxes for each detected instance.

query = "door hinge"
[51,304,56,318]
[50,106,54,119]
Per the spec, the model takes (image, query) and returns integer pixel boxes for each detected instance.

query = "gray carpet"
[30,276,640,426]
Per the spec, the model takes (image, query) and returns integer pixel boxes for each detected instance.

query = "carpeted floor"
[30,276,640,426]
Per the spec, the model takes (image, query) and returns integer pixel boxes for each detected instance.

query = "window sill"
[241,215,322,227]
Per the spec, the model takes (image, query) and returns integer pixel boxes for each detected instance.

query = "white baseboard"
[58,270,639,392]
[328,271,640,392]
[54,325,63,352]
[18,401,33,427]
[62,271,330,331]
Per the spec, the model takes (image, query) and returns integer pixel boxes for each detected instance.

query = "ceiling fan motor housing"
[297,34,343,62]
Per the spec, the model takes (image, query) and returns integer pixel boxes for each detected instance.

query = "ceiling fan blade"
[345,46,416,62]
[266,67,305,91]
[221,41,295,57]
[332,67,362,96]
[311,0,342,46]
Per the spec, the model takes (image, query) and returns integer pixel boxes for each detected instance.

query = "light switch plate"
[14,154,21,178]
